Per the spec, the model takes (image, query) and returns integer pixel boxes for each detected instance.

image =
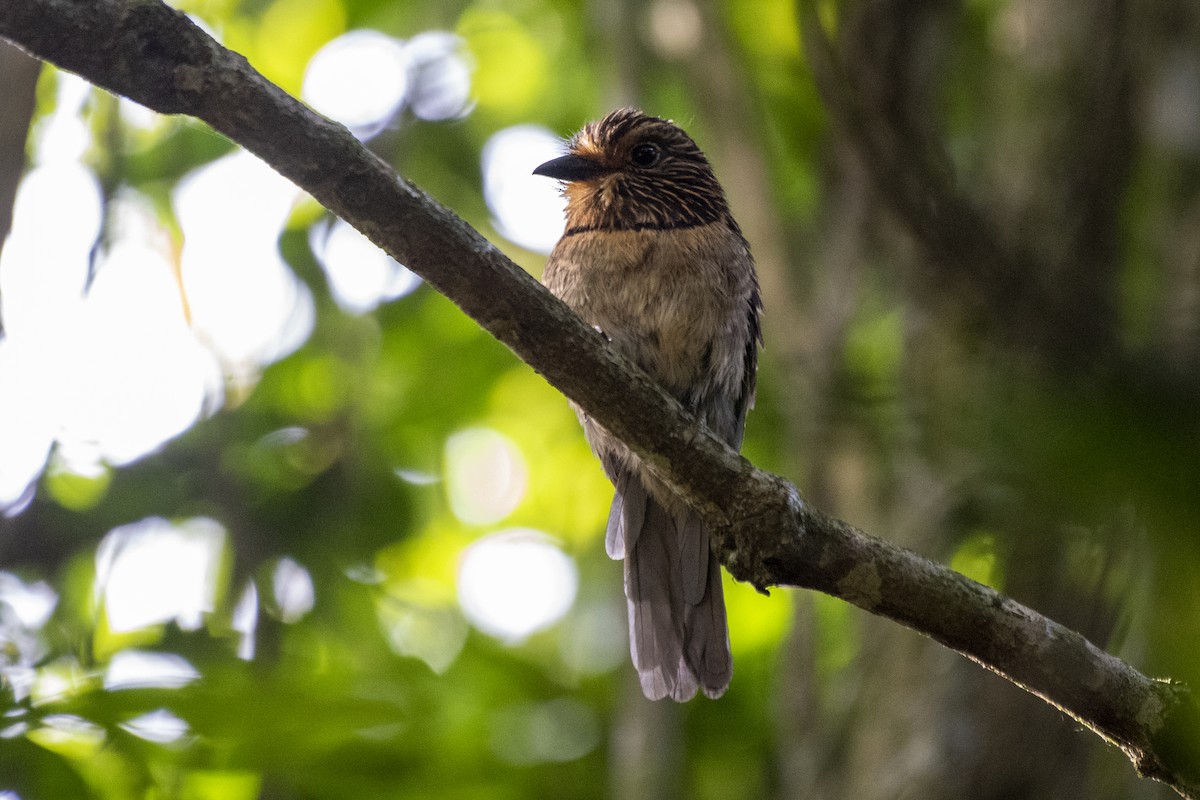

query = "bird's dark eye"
[630,142,660,167]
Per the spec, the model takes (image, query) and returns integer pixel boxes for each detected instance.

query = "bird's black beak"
[533,153,610,182]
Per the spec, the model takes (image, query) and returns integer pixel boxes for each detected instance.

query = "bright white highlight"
[119,709,190,745]
[457,529,578,643]
[0,123,220,506]
[35,714,105,746]
[174,151,314,384]
[95,517,226,633]
[0,161,100,507]
[232,581,259,661]
[34,73,93,163]
[0,573,57,630]
[303,31,410,136]
[0,574,57,685]
[271,557,315,623]
[0,163,98,337]
[406,31,473,121]
[482,126,569,254]
[310,218,421,313]
[0,37,472,510]
[302,29,472,136]
[104,650,200,690]
[58,203,217,466]
[445,428,527,525]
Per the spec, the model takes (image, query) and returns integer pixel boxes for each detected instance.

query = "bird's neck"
[562,181,729,235]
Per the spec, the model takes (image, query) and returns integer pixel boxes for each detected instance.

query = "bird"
[533,108,762,701]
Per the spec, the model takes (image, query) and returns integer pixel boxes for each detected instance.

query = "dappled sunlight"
[0,163,97,338]
[303,28,472,135]
[0,573,57,700]
[405,31,474,121]
[0,159,99,507]
[232,582,259,661]
[58,204,219,467]
[0,26,474,510]
[95,517,226,634]
[310,218,421,313]
[0,188,221,501]
[32,72,92,163]
[444,427,527,525]
[27,713,105,752]
[119,708,190,746]
[270,557,315,623]
[456,529,577,643]
[103,650,200,691]
[0,110,223,508]
[0,573,56,633]
[30,661,91,707]
[174,150,315,384]
[303,30,410,136]
[481,125,568,254]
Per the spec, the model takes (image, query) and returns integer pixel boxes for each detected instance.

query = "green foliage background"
[2,0,1199,798]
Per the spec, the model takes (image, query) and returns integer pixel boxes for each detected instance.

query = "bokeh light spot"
[119,709,190,745]
[232,582,258,661]
[175,151,315,385]
[104,650,200,690]
[482,126,568,254]
[457,529,577,643]
[445,427,527,525]
[311,218,421,313]
[59,223,217,466]
[0,168,221,506]
[271,557,315,623]
[95,517,226,634]
[406,31,474,121]
[303,30,409,136]
[557,599,627,676]
[30,714,105,755]
[647,0,703,58]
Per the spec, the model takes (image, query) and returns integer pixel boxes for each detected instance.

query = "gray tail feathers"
[606,471,732,701]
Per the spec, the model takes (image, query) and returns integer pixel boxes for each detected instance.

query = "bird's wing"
[732,282,763,447]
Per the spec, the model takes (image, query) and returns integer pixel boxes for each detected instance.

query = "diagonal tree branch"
[1,0,1197,794]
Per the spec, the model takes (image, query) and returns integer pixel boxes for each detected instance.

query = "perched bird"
[534,109,762,701]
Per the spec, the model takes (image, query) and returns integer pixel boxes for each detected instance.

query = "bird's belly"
[549,228,740,398]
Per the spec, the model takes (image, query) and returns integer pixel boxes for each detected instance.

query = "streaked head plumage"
[534,108,730,232]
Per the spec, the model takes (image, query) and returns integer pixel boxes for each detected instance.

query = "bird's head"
[533,108,730,232]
